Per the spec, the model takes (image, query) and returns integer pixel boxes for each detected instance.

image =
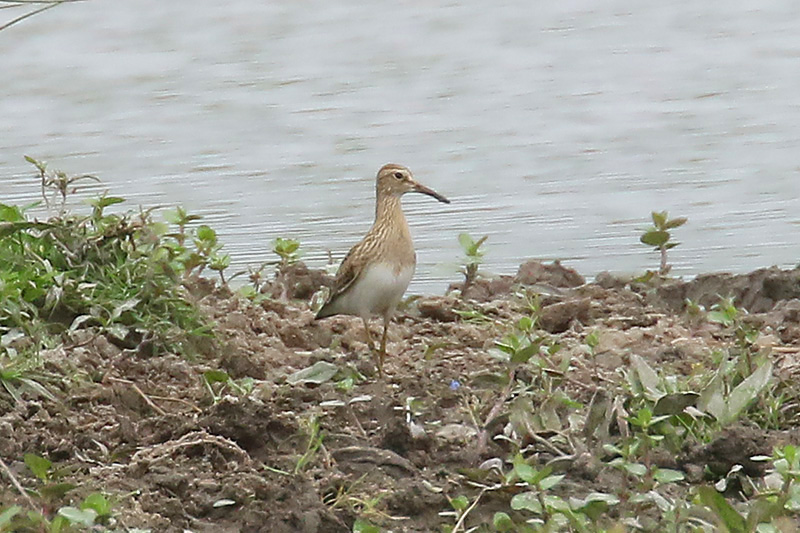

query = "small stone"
[435,423,478,443]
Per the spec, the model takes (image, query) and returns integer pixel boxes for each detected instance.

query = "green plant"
[689,445,800,531]
[0,351,55,405]
[453,307,493,325]
[272,237,301,300]
[708,296,761,374]
[323,474,391,528]
[202,370,254,404]
[489,292,554,369]
[352,518,381,533]
[295,414,324,474]
[164,205,202,247]
[0,157,215,359]
[457,233,488,296]
[26,155,99,217]
[0,452,119,532]
[273,237,301,267]
[484,455,619,532]
[639,211,687,276]
[163,216,231,284]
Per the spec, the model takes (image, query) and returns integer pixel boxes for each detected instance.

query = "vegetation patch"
[2,161,800,532]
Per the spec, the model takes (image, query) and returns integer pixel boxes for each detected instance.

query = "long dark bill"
[414,183,450,204]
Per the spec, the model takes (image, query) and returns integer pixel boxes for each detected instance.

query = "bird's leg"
[379,314,390,376]
[361,317,376,351]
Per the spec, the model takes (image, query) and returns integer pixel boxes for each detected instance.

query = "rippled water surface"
[2,0,799,293]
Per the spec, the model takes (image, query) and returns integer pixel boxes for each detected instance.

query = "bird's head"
[376,164,450,204]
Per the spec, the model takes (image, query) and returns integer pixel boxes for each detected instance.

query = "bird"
[315,164,450,377]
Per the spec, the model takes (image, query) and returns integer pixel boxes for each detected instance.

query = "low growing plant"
[272,237,302,300]
[0,157,219,365]
[639,211,687,276]
[457,232,488,297]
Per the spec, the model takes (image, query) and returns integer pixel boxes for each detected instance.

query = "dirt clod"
[3,262,797,531]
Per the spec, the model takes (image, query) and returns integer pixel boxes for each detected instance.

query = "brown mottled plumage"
[315,164,450,376]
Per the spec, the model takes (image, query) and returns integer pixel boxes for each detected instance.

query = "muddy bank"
[2,261,800,531]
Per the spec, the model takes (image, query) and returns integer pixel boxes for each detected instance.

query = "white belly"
[335,262,414,318]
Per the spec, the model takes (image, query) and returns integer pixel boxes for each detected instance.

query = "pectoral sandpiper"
[315,164,450,377]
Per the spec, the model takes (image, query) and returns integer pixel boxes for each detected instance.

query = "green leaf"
[653,468,685,484]
[493,511,515,532]
[624,462,648,477]
[81,492,112,516]
[651,211,668,228]
[40,482,76,499]
[585,330,599,349]
[203,370,230,385]
[653,392,700,416]
[24,453,51,481]
[664,216,688,229]
[165,207,202,225]
[631,354,662,398]
[273,237,300,258]
[471,236,488,255]
[707,311,734,327]
[286,361,339,385]
[510,491,543,514]
[110,298,140,320]
[353,518,381,533]
[87,196,125,209]
[0,221,55,237]
[510,342,540,364]
[584,492,620,505]
[458,233,475,252]
[539,474,565,491]
[0,505,21,526]
[512,456,540,484]
[640,229,669,247]
[722,361,773,425]
[210,254,231,271]
[698,362,727,421]
[24,155,47,172]
[195,225,217,242]
[57,506,97,527]
[698,486,746,533]
[0,203,25,222]
[18,377,56,402]
[450,495,469,512]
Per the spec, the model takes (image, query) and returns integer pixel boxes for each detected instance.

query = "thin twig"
[452,484,502,532]
[149,394,203,413]
[1,1,84,4]
[0,0,60,32]
[107,376,167,416]
[348,405,368,440]
[772,345,800,353]
[132,430,251,465]
[522,416,571,458]
[475,368,516,455]
[0,456,37,509]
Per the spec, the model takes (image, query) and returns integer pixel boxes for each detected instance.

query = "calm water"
[1,0,799,293]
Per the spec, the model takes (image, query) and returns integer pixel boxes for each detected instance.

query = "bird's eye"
[393,172,404,180]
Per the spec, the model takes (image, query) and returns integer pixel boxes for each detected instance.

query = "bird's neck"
[375,193,404,222]
[373,193,409,238]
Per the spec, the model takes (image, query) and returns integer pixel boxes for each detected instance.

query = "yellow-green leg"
[361,317,382,377]
[378,315,390,377]
[361,317,375,351]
